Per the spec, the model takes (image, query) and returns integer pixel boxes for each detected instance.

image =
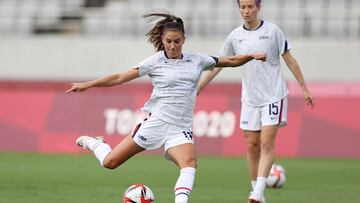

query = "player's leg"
[240,102,262,190]
[76,115,153,169]
[257,98,287,178]
[243,130,261,189]
[167,143,197,203]
[102,135,145,169]
[250,98,286,202]
[167,142,197,168]
[249,125,278,202]
[76,135,145,169]
[258,125,278,177]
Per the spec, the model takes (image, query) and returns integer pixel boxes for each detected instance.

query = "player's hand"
[65,82,90,93]
[252,52,266,62]
[303,89,315,108]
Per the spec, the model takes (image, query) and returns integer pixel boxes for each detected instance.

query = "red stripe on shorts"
[131,114,151,138]
[131,123,142,138]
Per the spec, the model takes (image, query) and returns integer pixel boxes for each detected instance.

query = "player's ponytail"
[143,11,185,52]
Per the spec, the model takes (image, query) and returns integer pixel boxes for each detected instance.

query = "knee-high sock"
[93,143,112,166]
[174,167,196,203]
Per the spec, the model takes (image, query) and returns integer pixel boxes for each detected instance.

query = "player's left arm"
[216,52,266,67]
[282,51,315,108]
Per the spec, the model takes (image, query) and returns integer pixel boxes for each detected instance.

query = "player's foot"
[248,198,261,203]
[76,135,104,151]
[249,191,266,203]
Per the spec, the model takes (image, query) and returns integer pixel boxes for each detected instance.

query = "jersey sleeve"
[275,27,291,55]
[136,54,157,77]
[199,53,218,71]
[220,33,236,56]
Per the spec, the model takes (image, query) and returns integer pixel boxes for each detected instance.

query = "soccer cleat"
[76,135,104,151]
[248,199,261,203]
[249,191,266,203]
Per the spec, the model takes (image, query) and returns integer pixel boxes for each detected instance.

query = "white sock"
[251,180,257,190]
[174,167,196,203]
[86,139,103,151]
[93,143,112,166]
[252,176,267,200]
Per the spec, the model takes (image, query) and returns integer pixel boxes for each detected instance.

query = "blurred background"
[1,0,359,157]
[0,0,360,158]
[0,0,359,202]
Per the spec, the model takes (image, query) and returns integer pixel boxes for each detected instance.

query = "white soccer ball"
[266,164,286,188]
[123,184,155,203]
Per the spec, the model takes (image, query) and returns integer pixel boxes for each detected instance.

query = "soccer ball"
[266,164,286,188]
[123,184,154,203]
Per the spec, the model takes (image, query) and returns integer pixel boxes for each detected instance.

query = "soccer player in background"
[66,11,266,203]
[198,0,315,202]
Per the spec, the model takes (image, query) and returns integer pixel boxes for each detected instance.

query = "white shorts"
[131,114,194,152]
[240,97,288,131]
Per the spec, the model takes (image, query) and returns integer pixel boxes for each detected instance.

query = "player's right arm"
[216,53,266,67]
[65,68,140,93]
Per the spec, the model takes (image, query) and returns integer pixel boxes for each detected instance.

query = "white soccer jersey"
[137,51,217,127]
[221,20,289,106]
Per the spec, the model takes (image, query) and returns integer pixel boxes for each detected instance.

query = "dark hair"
[143,11,185,52]
[237,0,262,7]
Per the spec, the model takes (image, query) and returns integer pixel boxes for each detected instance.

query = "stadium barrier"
[0,81,359,158]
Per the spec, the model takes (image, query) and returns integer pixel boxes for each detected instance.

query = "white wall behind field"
[0,37,359,81]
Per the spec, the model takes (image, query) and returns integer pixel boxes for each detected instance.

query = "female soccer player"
[198,1,315,203]
[66,12,266,203]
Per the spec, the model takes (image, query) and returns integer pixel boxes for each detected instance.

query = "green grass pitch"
[0,152,359,203]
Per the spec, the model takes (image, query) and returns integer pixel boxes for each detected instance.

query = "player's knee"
[103,157,119,169]
[247,141,260,153]
[261,141,275,153]
[179,156,197,168]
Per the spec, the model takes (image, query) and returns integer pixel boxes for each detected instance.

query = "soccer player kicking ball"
[66,11,266,203]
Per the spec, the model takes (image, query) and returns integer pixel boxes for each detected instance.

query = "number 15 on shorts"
[182,131,193,140]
